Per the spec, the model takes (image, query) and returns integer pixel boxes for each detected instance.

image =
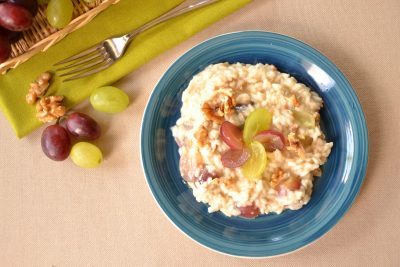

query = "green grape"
[70,142,103,168]
[241,141,268,180]
[46,0,73,29]
[37,0,50,4]
[293,110,315,128]
[90,86,130,114]
[243,108,272,144]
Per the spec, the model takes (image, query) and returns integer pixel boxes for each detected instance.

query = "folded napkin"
[0,0,250,138]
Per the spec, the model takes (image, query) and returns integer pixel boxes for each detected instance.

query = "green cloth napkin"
[0,0,251,138]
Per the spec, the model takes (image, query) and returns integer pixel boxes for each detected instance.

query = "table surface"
[1,0,399,266]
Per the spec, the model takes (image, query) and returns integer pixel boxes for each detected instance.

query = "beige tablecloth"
[1,0,399,266]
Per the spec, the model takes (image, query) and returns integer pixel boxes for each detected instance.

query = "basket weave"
[0,0,120,74]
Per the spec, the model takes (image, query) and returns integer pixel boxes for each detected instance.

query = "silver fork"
[54,0,220,82]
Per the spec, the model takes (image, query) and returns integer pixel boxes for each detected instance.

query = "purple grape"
[0,32,10,63]
[0,3,33,31]
[6,0,38,16]
[0,26,22,43]
[65,112,101,141]
[238,204,260,218]
[41,124,71,161]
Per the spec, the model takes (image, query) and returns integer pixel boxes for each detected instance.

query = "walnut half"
[36,96,66,123]
[202,93,235,123]
[286,132,305,157]
[25,72,52,105]
[194,126,208,146]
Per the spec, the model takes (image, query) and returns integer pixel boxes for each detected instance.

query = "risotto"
[171,63,333,218]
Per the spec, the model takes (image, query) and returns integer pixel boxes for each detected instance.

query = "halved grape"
[241,141,268,180]
[221,148,250,168]
[179,156,214,183]
[196,168,214,183]
[70,142,103,168]
[243,108,272,144]
[179,155,192,182]
[90,86,129,114]
[238,204,260,218]
[220,121,243,149]
[293,110,315,128]
[254,130,285,152]
[46,0,73,29]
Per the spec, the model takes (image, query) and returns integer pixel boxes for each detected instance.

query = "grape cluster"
[0,0,98,63]
[41,86,130,168]
[41,112,103,168]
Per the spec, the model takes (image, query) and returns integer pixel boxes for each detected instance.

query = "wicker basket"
[0,0,120,74]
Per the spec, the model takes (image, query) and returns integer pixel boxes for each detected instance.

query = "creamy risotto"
[171,63,333,218]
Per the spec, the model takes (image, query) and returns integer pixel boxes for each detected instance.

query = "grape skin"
[90,86,130,114]
[238,204,260,218]
[65,112,101,141]
[243,108,272,144]
[70,142,103,168]
[46,0,73,29]
[41,125,71,161]
[0,3,33,31]
[220,121,243,150]
[7,0,38,15]
[0,33,11,63]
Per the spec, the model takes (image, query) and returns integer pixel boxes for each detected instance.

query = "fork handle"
[125,0,221,40]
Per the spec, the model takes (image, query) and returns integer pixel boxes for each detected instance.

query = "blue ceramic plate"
[140,31,368,257]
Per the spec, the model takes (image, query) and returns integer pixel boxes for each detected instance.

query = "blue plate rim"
[140,30,369,258]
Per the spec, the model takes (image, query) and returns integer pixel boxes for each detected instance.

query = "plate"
[140,31,368,257]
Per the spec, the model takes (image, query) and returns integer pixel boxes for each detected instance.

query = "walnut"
[25,72,52,105]
[36,95,66,123]
[287,132,298,145]
[270,168,285,188]
[194,126,208,146]
[223,95,236,114]
[314,112,320,124]
[286,132,305,157]
[290,123,299,133]
[202,93,235,123]
[202,102,224,123]
[312,168,322,177]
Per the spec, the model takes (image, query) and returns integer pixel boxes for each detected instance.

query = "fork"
[55,0,221,82]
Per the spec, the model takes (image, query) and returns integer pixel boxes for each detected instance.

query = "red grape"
[196,168,214,183]
[179,155,193,182]
[0,26,21,43]
[221,148,250,168]
[220,121,243,149]
[254,130,285,152]
[0,32,11,63]
[0,3,33,31]
[6,0,38,15]
[179,155,215,183]
[65,112,101,140]
[41,124,71,161]
[238,204,260,218]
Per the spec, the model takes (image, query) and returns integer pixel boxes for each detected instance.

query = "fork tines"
[54,44,114,82]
